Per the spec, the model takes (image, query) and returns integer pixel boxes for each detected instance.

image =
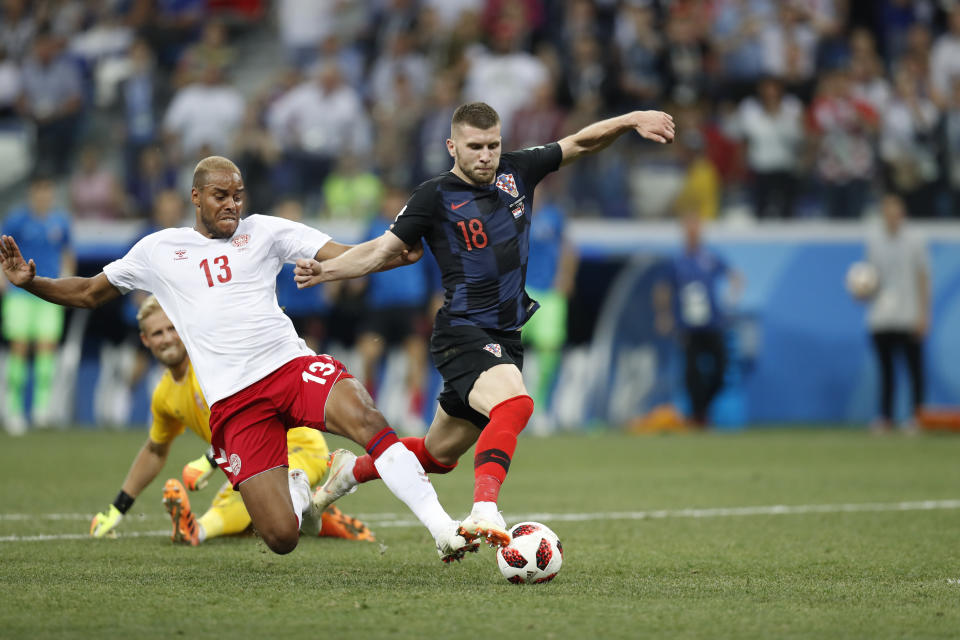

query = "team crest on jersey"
[232,233,250,248]
[229,454,242,476]
[483,343,502,358]
[174,249,188,261]
[496,173,519,198]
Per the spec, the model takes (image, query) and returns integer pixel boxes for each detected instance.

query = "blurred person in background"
[864,193,930,434]
[1,174,73,434]
[673,128,722,221]
[273,197,328,354]
[930,6,960,108]
[321,153,383,223]
[880,64,941,218]
[68,143,127,220]
[162,63,245,161]
[613,0,664,110]
[17,25,84,177]
[521,188,578,433]
[711,0,773,100]
[128,144,178,216]
[355,186,441,433]
[666,212,743,428]
[808,67,879,218]
[266,60,371,201]
[411,72,461,185]
[0,43,21,119]
[944,76,960,216]
[732,76,804,218]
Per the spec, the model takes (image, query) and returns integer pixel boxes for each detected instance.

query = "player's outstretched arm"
[294,231,415,288]
[558,110,675,166]
[1,235,121,308]
[90,437,172,538]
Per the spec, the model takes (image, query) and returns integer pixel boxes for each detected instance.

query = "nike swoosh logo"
[451,200,470,210]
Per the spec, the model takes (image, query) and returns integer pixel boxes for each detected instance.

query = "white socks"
[471,501,499,520]
[374,442,453,540]
[288,468,311,529]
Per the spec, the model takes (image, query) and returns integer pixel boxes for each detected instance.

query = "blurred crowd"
[1,0,960,222]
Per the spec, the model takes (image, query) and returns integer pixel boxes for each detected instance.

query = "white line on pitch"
[2,499,959,542]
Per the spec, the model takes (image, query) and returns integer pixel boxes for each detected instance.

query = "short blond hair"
[192,155,241,190]
[136,294,164,331]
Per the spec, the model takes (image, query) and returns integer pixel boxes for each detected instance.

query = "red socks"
[353,436,457,483]
[473,395,534,504]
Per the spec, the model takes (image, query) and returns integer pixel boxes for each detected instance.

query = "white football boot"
[436,520,479,563]
[311,449,359,516]
[459,506,510,548]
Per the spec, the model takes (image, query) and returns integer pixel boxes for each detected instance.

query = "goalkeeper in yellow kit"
[90,295,373,544]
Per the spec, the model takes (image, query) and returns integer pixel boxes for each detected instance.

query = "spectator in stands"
[880,64,941,217]
[276,0,337,69]
[667,212,743,428]
[371,66,424,187]
[411,72,460,185]
[273,197,328,353]
[673,129,721,221]
[117,39,162,186]
[17,26,84,177]
[522,189,578,433]
[848,28,892,114]
[127,144,178,217]
[808,68,879,218]
[162,63,245,161]
[321,153,382,223]
[1,174,74,434]
[368,29,431,109]
[463,18,548,134]
[508,81,566,151]
[266,60,371,200]
[944,76,960,216]
[711,0,773,100]
[759,2,819,97]
[232,100,281,215]
[174,19,235,88]
[0,0,35,62]
[865,193,930,434]
[0,43,21,119]
[930,7,960,108]
[355,186,440,433]
[613,0,664,110]
[130,0,206,70]
[69,143,126,220]
[733,76,804,218]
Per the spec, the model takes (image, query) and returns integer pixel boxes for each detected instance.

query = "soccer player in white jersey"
[0,156,475,561]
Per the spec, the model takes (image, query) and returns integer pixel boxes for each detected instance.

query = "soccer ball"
[845,261,878,300]
[497,522,563,584]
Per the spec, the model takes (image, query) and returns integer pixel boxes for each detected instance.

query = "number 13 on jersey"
[200,256,232,287]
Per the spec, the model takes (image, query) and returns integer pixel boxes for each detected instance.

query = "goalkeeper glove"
[182,450,215,491]
[90,504,123,538]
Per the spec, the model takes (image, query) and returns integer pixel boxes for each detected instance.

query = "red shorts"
[209,354,352,488]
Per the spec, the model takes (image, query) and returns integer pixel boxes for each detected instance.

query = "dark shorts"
[430,324,524,429]
[357,305,426,345]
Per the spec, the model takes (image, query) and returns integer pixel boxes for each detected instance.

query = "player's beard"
[462,164,495,185]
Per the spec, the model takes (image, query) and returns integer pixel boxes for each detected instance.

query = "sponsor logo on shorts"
[232,233,250,248]
[496,173,519,198]
[174,249,188,261]
[229,454,242,476]
[483,343,502,358]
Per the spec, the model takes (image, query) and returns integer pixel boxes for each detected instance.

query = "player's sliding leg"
[236,467,303,554]
[162,479,200,546]
[321,377,476,562]
[461,364,534,548]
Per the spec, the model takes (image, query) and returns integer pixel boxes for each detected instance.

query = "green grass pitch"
[2,428,960,639]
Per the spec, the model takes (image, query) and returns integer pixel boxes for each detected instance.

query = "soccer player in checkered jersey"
[297,102,675,547]
[0,156,476,561]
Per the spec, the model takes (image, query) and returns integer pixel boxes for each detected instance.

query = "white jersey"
[103,214,331,405]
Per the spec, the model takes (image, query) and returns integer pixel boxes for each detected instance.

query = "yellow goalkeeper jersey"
[148,361,322,452]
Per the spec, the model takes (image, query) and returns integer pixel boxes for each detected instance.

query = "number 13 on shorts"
[302,360,336,385]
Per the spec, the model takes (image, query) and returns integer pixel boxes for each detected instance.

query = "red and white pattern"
[496,173,519,198]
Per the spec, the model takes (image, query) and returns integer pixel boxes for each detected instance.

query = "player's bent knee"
[260,524,300,555]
